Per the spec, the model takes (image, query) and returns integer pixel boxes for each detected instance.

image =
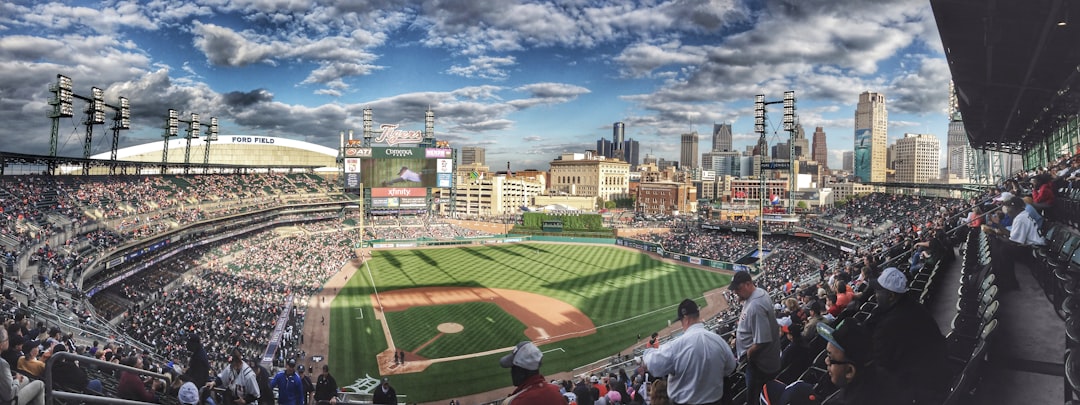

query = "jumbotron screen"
[346,147,453,190]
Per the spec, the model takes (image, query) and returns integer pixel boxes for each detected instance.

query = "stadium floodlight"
[208,117,218,141]
[54,75,75,117]
[189,113,200,138]
[89,87,106,124]
[167,109,179,136]
[117,97,131,129]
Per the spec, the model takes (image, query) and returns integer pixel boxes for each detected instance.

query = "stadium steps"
[963,246,1065,404]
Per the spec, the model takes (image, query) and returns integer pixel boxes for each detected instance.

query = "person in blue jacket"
[269,359,305,405]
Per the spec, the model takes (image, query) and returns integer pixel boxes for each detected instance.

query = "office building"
[894,133,941,183]
[460,146,486,166]
[680,131,700,169]
[713,123,733,152]
[854,91,888,182]
[812,126,828,169]
[548,152,630,200]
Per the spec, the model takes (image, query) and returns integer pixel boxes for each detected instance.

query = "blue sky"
[0,0,951,171]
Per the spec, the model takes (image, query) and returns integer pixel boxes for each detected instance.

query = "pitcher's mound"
[437,323,464,333]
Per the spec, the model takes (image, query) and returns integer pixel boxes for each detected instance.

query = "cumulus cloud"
[446,55,517,80]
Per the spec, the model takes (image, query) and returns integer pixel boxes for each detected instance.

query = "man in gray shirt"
[730,271,780,405]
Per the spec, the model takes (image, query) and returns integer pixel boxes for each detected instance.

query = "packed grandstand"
[0,162,1060,404]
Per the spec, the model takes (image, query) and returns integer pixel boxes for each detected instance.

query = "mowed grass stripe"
[387,302,527,358]
[331,243,733,402]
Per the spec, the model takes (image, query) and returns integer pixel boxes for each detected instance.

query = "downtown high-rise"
[680,132,700,169]
[812,126,828,170]
[712,123,733,152]
[854,91,888,182]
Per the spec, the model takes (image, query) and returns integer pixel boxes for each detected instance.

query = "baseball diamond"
[312,242,733,403]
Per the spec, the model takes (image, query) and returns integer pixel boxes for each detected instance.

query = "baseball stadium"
[0,4,1076,402]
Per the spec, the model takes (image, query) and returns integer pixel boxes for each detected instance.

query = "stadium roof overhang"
[932,0,1080,153]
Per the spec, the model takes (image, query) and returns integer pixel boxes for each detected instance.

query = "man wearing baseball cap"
[817,321,905,405]
[499,341,563,404]
[868,267,947,405]
[642,298,736,405]
[731,271,781,405]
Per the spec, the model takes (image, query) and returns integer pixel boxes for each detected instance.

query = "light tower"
[162,109,179,173]
[202,117,219,170]
[183,113,200,174]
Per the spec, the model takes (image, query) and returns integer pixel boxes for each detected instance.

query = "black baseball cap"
[675,299,699,321]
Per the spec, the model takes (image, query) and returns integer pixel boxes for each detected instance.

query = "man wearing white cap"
[499,341,563,404]
[177,381,201,405]
[868,267,947,405]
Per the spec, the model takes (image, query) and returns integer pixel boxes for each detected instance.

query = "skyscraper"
[946,83,973,179]
[680,132,700,170]
[812,126,828,169]
[854,91,888,182]
[947,117,973,179]
[461,146,486,166]
[792,124,810,160]
[613,122,626,145]
[623,139,640,168]
[712,123,733,152]
[894,133,940,183]
[596,139,615,159]
[842,151,854,172]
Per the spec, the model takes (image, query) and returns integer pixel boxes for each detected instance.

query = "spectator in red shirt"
[1030,172,1055,211]
[500,341,563,404]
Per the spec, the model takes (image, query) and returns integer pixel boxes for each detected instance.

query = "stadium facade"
[90,135,338,170]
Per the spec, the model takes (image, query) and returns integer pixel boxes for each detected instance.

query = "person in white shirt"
[642,299,736,405]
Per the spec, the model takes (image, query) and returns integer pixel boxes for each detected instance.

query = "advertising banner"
[854,128,872,181]
[437,173,452,188]
[426,148,452,158]
[345,173,360,188]
[344,158,360,173]
[437,158,453,173]
[371,187,427,198]
[344,147,372,157]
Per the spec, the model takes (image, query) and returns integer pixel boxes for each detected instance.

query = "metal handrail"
[44,351,169,405]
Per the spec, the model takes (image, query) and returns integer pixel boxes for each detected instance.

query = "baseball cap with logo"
[499,341,543,371]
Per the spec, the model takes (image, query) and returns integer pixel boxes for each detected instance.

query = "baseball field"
[326,242,732,402]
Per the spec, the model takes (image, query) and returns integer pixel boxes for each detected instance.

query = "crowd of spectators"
[639,230,760,262]
[1,173,337,292]
[365,217,493,240]
[115,223,355,374]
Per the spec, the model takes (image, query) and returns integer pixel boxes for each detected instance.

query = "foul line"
[363,258,394,347]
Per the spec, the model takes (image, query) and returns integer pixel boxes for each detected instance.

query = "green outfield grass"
[387,302,528,358]
[328,243,731,403]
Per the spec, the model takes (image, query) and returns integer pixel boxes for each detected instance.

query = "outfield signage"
[426,148,452,158]
[345,173,360,188]
[374,124,424,146]
[371,187,427,197]
[344,147,372,157]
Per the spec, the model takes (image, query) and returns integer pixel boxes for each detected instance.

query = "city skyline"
[1,0,952,171]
